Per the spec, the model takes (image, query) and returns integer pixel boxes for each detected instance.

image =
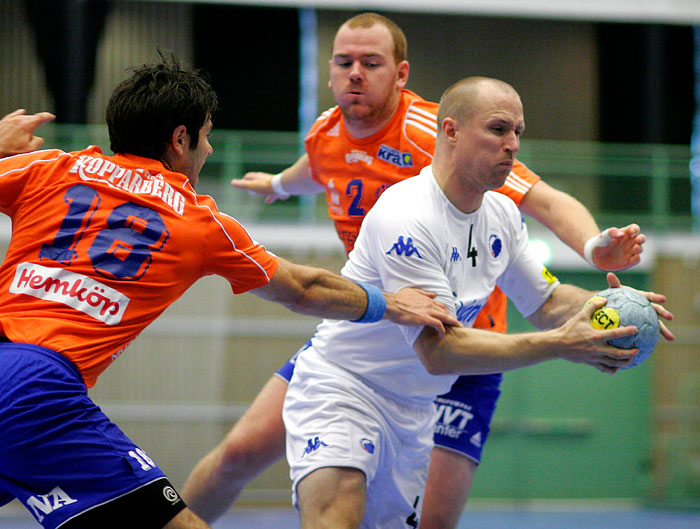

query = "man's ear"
[396,60,409,89]
[441,117,458,144]
[170,124,189,155]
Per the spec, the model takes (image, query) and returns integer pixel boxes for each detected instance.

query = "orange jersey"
[305,89,540,332]
[0,146,278,387]
[305,90,438,253]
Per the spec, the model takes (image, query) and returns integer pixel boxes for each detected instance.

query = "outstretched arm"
[414,274,674,376]
[231,153,325,204]
[251,258,460,337]
[0,109,55,158]
[520,180,645,271]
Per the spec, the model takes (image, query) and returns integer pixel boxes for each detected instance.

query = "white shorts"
[283,346,437,529]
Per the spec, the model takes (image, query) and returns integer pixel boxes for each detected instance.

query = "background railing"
[43,125,696,233]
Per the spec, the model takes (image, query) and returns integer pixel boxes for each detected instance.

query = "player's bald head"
[437,77,520,133]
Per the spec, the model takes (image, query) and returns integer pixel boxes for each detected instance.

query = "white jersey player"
[283,77,673,529]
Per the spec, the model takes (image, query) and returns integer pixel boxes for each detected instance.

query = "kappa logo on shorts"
[26,486,77,523]
[301,436,328,458]
[360,438,375,454]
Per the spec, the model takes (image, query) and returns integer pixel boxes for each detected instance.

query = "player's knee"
[218,430,283,474]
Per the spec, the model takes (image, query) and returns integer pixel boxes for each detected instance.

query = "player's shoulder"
[400,90,438,149]
[366,168,434,226]
[306,106,341,140]
[484,189,522,220]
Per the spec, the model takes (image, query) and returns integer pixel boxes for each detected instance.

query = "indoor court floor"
[2,504,700,528]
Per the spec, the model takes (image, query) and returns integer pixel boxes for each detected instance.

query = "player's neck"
[432,160,484,214]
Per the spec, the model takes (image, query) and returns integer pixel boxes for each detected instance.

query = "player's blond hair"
[335,12,407,65]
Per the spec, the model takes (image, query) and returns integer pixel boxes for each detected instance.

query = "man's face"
[329,23,407,129]
[456,88,524,191]
[180,118,213,188]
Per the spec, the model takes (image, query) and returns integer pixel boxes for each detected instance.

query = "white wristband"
[583,228,614,267]
[270,173,289,197]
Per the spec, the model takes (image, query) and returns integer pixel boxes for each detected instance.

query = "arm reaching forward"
[252,258,460,338]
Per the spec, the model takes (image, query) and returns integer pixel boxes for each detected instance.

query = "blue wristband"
[352,283,387,323]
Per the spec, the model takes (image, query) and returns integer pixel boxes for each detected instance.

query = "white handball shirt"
[310,165,559,403]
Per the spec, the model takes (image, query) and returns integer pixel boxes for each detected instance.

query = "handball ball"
[588,287,660,369]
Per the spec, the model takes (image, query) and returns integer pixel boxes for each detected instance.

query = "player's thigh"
[163,507,211,529]
[297,466,366,529]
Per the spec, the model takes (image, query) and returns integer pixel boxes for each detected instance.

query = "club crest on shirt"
[488,234,502,259]
[376,144,413,167]
[386,236,423,258]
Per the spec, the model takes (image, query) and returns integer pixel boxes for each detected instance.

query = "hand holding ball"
[587,287,660,368]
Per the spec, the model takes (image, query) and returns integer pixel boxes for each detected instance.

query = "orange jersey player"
[0,56,455,529]
[304,88,540,332]
[0,146,278,388]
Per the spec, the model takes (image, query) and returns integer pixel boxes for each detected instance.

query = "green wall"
[471,271,651,499]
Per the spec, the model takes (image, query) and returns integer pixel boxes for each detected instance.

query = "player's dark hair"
[106,52,218,160]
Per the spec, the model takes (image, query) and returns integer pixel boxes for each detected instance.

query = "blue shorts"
[432,374,502,464]
[276,345,502,464]
[0,343,185,529]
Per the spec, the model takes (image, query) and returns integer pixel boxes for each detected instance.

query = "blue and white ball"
[588,287,660,369]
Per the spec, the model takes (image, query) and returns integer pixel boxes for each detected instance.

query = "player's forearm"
[276,154,324,195]
[254,259,367,320]
[526,283,593,330]
[414,325,560,375]
[521,182,599,258]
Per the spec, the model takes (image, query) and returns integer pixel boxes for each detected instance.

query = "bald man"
[281,77,673,529]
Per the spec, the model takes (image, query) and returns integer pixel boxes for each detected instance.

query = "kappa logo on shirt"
[301,436,328,458]
[386,236,423,258]
[377,144,413,167]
